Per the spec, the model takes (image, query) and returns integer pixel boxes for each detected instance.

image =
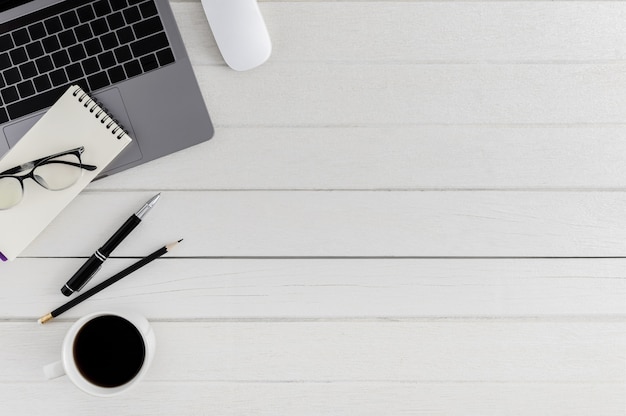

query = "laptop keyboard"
[0,0,176,124]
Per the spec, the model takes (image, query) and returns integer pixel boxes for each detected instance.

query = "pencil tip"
[166,239,183,251]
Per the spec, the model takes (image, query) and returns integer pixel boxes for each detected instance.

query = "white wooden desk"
[2,1,626,414]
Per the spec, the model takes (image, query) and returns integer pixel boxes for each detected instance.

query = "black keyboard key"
[73,78,89,92]
[18,61,37,79]
[116,26,134,44]
[123,59,141,77]
[90,18,109,36]
[35,55,54,73]
[42,35,61,53]
[1,86,19,104]
[110,0,128,11]
[44,16,62,34]
[68,44,87,61]
[0,53,11,70]
[60,10,79,28]
[107,12,125,31]
[107,65,125,83]
[100,32,119,50]
[3,68,21,85]
[27,22,47,40]
[7,85,67,119]
[2,67,22,86]
[49,68,68,86]
[123,6,141,24]
[93,0,112,16]
[157,48,176,66]
[0,75,4,89]
[114,45,132,62]
[130,32,168,57]
[66,62,84,80]
[139,53,158,71]
[77,4,96,22]
[51,49,70,67]
[0,34,14,52]
[16,80,35,97]
[12,28,30,46]
[156,48,175,66]
[74,23,93,42]
[25,41,45,59]
[58,29,77,48]
[139,1,158,18]
[87,71,109,90]
[132,16,163,39]
[33,74,51,92]
[97,51,116,69]
[82,57,100,75]
[0,108,8,124]
[9,47,27,65]
[3,69,18,87]
[85,38,103,55]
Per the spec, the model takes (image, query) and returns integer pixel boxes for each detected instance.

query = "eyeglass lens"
[0,177,22,210]
[0,153,84,210]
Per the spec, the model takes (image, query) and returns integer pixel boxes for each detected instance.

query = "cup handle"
[43,360,65,380]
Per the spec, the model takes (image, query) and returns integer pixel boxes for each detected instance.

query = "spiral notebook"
[0,85,132,262]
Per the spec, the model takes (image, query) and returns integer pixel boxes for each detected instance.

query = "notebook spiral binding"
[71,86,128,140]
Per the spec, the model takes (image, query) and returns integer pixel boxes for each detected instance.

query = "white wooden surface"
[2,1,626,414]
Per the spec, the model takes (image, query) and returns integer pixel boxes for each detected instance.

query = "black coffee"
[73,315,146,388]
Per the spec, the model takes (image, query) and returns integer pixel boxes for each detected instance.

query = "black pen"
[42,240,182,324]
[60,193,161,296]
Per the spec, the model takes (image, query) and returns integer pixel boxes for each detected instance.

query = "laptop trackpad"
[2,87,142,172]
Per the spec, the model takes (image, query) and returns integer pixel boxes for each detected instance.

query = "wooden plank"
[172,2,626,64]
[192,63,626,126]
[15,191,626,258]
[4,322,625,382]
[2,258,626,319]
[0,382,623,416]
[171,3,626,126]
[88,126,626,190]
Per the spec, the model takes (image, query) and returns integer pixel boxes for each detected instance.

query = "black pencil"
[38,240,182,324]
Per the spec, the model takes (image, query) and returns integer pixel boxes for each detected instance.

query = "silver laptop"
[0,0,214,178]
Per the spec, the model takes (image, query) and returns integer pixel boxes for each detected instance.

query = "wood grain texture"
[87,126,626,190]
[4,321,625,413]
[4,322,625,382]
[15,191,626,258]
[173,2,626,64]
[2,258,626,319]
[190,64,626,126]
[2,382,623,416]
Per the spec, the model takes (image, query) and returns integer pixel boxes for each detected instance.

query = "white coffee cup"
[43,310,155,397]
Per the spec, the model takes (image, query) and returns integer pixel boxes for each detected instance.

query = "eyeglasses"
[0,147,97,210]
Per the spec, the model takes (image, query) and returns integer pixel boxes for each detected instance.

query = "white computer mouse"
[200,0,272,71]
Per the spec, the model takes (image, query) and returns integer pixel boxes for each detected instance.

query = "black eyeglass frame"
[0,147,97,195]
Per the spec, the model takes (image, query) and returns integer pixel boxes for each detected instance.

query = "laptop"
[0,0,214,178]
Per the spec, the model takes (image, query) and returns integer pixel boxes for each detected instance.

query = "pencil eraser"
[0,252,7,262]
